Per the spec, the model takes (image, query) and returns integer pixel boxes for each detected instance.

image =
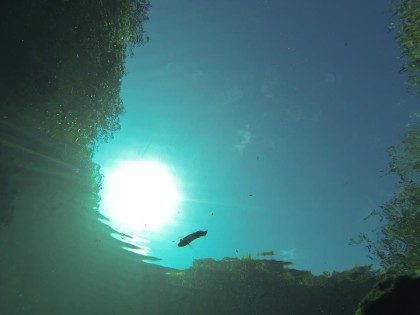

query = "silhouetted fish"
[178,230,208,247]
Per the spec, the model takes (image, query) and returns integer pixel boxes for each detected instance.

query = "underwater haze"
[1,0,419,314]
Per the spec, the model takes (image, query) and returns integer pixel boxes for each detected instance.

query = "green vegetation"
[165,257,378,315]
[1,0,150,153]
[351,127,420,274]
[350,0,420,274]
[390,0,420,94]
[0,0,150,225]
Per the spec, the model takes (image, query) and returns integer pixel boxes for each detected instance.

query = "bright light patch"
[100,160,182,233]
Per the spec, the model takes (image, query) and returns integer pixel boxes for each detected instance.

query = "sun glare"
[100,160,182,234]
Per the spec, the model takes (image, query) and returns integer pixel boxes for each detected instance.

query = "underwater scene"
[0,0,419,314]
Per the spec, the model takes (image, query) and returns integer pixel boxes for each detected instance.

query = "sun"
[100,160,182,233]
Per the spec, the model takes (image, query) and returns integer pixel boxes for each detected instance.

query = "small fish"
[258,251,275,257]
[178,230,208,247]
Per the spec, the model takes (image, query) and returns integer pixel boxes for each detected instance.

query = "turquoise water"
[95,0,417,273]
[1,0,418,314]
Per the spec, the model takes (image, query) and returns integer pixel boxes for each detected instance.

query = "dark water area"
[1,1,419,314]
